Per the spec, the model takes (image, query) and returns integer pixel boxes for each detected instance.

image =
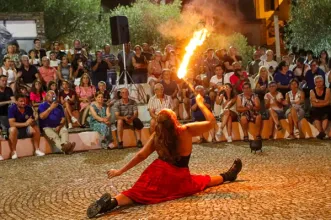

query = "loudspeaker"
[110,16,130,45]
[250,140,263,153]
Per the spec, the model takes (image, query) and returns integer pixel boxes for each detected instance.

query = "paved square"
[1,139,331,220]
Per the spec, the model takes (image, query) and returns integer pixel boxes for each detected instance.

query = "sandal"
[276,124,282,131]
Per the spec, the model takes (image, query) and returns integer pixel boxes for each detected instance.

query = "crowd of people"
[0,37,331,161]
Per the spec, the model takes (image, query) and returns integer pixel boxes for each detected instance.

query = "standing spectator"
[148,83,173,133]
[259,49,278,75]
[75,73,96,127]
[89,92,114,149]
[49,51,61,69]
[59,80,79,129]
[17,55,40,91]
[30,80,46,119]
[215,83,238,142]
[215,49,227,65]
[142,43,153,61]
[67,39,82,63]
[132,45,148,84]
[57,56,72,85]
[8,94,45,159]
[274,61,294,96]
[33,38,46,60]
[4,43,21,69]
[292,57,310,82]
[147,51,163,95]
[0,57,17,92]
[38,90,75,154]
[39,57,57,86]
[285,79,305,139]
[102,44,118,87]
[247,51,261,77]
[318,50,329,73]
[309,76,330,139]
[224,46,243,73]
[304,60,325,91]
[114,88,144,149]
[118,42,135,84]
[47,41,66,60]
[264,82,287,136]
[305,50,314,65]
[91,51,110,89]
[258,45,267,62]
[237,82,262,141]
[0,75,15,138]
[229,64,249,94]
[161,69,179,117]
[203,48,219,80]
[28,50,40,67]
[72,56,88,85]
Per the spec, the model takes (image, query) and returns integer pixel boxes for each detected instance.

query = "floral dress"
[89,103,112,146]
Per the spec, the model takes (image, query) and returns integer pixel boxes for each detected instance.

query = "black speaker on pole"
[110,16,130,45]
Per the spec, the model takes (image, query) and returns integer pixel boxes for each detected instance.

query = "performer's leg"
[114,193,134,206]
[207,176,224,187]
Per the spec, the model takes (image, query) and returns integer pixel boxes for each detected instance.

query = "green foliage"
[286,0,331,53]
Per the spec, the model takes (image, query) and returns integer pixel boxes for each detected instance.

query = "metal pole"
[122,43,128,86]
[274,15,281,62]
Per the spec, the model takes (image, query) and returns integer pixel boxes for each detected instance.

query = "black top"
[91,60,108,82]
[19,65,38,84]
[0,87,14,116]
[142,52,153,61]
[313,87,326,100]
[224,55,243,72]
[160,154,191,168]
[35,49,47,59]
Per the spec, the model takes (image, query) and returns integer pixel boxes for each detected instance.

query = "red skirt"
[122,159,211,204]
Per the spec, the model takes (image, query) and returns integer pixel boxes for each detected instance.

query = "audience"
[59,80,79,129]
[17,55,40,91]
[161,69,179,117]
[0,75,15,140]
[132,45,148,84]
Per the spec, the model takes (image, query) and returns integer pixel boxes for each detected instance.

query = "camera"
[52,96,57,102]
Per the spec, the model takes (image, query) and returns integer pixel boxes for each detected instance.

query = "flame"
[177,28,208,79]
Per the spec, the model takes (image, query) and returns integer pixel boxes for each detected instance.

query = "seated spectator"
[191,85,212,142]
[38,90,75,154]
[28,49,40,67]
[254,66,273,104]
[132,45,148,83]
[309,76,330,139]
[203,48,219,80]
[229,63,249,94]
[8,94,45,159]
[47,41,66,60]
[305,50,314,65]
[285,79,305,139]
[72,56,88,86]
[97,81,110,105]
[33,38,46,61]
[47,80,58,96]
[89,92,114,149]
[59,80,79,129]
[147,51,163,95]
[259,49,278,75]
[318,50,329,73]
[161,69,179,117]
[292,57,310,82]
[0,57,17,92]
[49,51,61,69]
[224,61,241,84]
[102,44,118,86]
[91,50,110,89]
[304,60,325,91]
[57,56,72,85]
[165,50,180,81]
[16,86,30,105]
[4,43,21,69]
[237,82,262,141]
[30,80,46,119]
[39,56,57,86]
[75,73,96,126]
[209,64,225,109]
[17,55,40,91]
[215,83,238,142]
[264,82,287,137]
[114,88,144,149]
[142,43,153,61]
[0,75,15,141]
[274,61,294,96]
[148,83,173,133]
[247,50,261,77]
[224,46,243,73]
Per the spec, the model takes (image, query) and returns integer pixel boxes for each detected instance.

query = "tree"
[286,0,331,53]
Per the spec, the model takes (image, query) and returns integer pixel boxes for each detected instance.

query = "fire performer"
[87,94,242,218]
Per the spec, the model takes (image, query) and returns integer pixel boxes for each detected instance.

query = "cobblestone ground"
[1,139,331,220]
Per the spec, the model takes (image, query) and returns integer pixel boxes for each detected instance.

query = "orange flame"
[177,28,208,79]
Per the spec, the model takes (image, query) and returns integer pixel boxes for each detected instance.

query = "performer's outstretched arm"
[107,133,156,178]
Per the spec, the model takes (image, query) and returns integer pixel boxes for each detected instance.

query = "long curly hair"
[154,109,183,164]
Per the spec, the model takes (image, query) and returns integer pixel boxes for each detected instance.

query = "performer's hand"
[107,169,123,179]
[196,94,204,106]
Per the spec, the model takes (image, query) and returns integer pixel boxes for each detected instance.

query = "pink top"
[75,85,96,111]
[39,67,57,84]
[30,91,46,103]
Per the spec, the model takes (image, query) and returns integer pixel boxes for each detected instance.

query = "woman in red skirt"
[87,94,242,218]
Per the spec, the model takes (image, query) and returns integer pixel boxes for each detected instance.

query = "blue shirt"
[191,96,211,121]
[8,104,34,123]
[38,102,65,129]
[305,68,325,90]
[274,71,294,86]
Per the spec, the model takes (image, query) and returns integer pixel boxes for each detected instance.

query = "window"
[5,20,37,38]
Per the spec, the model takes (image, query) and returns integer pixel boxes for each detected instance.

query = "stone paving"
[1,139,331,220]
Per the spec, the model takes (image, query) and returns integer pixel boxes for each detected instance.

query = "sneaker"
[286,134,295,140]
[216,128,223,137]
[71,116,78,124]
[0,155,4,161]
[118,141,124,149]
[61,143,72,154]
[220,158,242,182]
[35,149,45,156]
[68,123,73,129]
[11,152,18,160]
[227,136,233,143]
[137,140,143,148]
[67,142,76,155]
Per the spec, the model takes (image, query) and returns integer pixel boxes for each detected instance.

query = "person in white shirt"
[49,51,61,69]
[209,64,225,110]
[259,50,278,75]
[264,81,287,137]
[147,83,173,133]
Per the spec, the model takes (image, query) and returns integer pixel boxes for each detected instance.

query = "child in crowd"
[30,80,46,119]
[28,50,40,67]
